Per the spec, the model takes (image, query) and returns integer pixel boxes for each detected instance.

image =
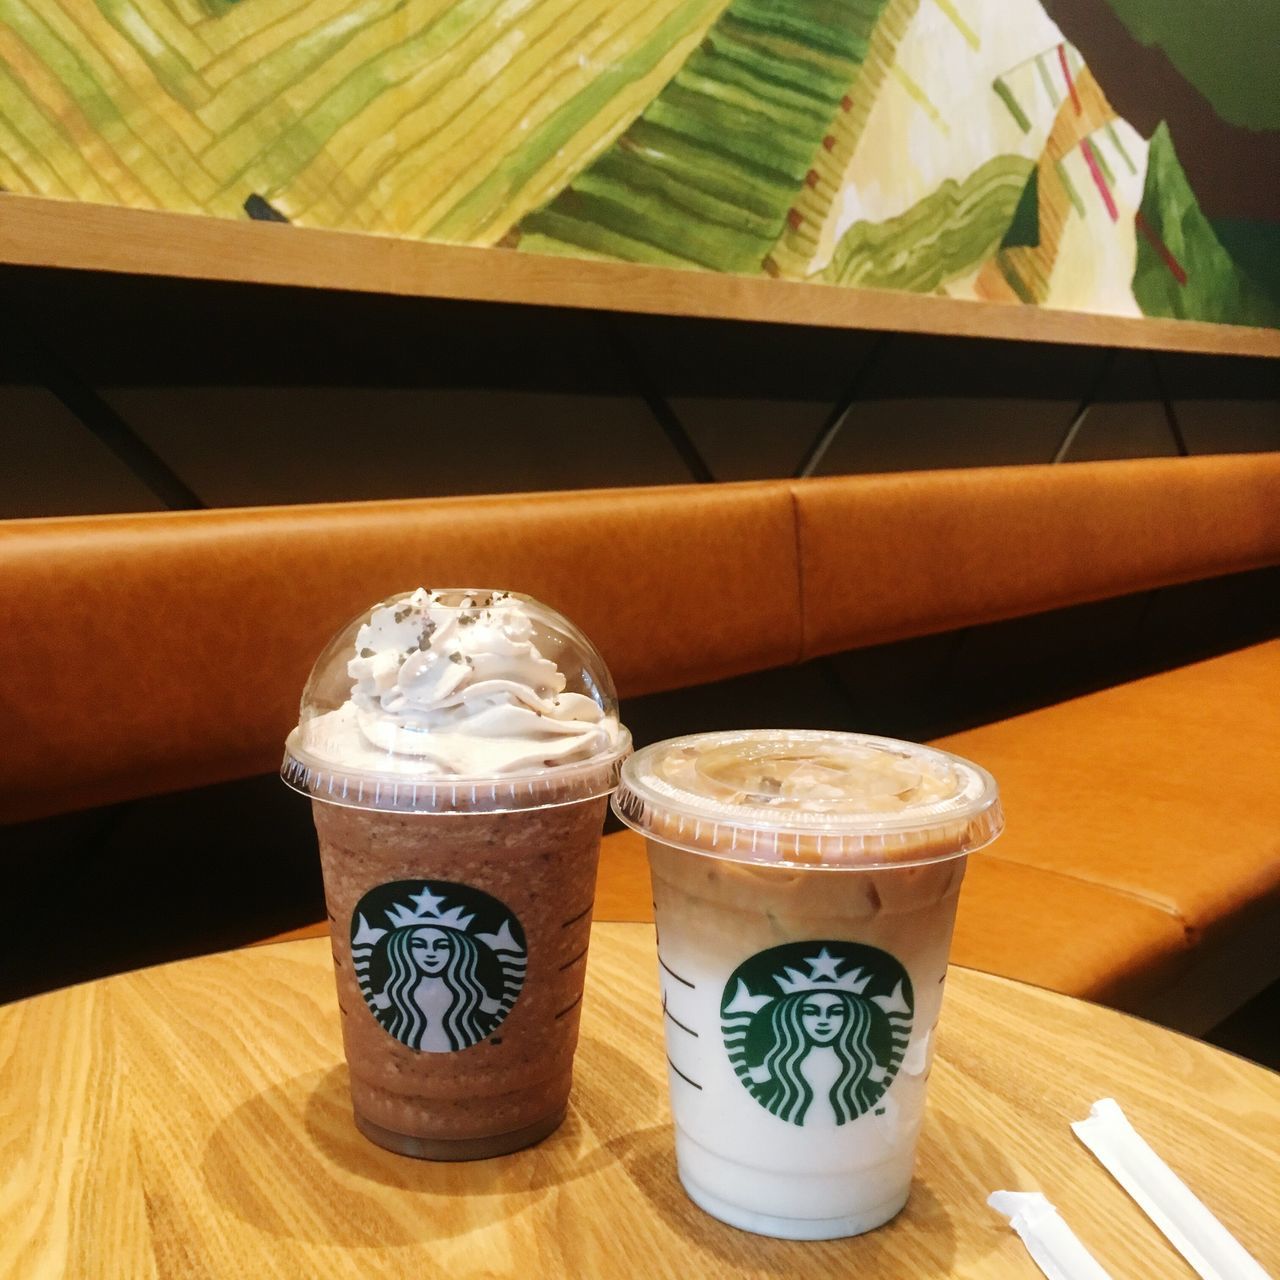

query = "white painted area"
[1045,118,1149,316]
[822,0,1066,270]
[943,260,987,300]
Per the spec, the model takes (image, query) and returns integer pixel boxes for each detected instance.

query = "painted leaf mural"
[514,0,893,273]
[0,0,1274,328]
[1133,123,1280,329]
[820,154,1034,292]
[0,0,733,240]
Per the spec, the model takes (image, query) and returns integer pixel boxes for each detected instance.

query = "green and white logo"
[721,941,913,1127]
[351,880,526,1053]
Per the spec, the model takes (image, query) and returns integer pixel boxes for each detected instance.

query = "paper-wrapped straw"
[1072,1098,1272,1280]
[988,1191,1113,1280]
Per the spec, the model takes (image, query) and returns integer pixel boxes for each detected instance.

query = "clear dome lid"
[613,730,1002,869]
[282,588,631,813]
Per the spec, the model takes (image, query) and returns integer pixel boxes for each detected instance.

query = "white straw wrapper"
[988,1191,1113,1280]
[1072,1098,1272,1280]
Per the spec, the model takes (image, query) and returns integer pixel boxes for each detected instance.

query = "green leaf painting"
[516,0,891,273]
[822,154,1034,291]
[1133,123,1280,328]
[1000,168,1041,250]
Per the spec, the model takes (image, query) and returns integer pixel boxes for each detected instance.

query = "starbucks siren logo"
[351,880,527,1052]
[721,941,913,1127]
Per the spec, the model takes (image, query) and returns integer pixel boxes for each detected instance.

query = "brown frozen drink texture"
[315,797,606,1156]
[283,588,630,1160]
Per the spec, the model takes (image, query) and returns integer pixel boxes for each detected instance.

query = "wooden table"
[4,925,1277,1278]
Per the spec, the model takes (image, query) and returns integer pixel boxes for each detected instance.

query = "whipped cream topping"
[303,589,623,778]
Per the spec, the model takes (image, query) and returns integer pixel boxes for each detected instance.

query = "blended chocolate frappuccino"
[283,588,630,1159]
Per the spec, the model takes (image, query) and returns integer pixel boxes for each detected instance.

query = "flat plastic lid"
[282,588,630,814]
[613,730,1002,868]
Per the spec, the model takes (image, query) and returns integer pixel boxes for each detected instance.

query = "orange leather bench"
[3,455,1277,1031]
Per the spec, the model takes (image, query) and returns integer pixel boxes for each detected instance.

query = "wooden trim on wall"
[3,193,1277,357]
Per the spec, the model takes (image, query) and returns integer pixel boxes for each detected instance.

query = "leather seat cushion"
[933,642,1280,938]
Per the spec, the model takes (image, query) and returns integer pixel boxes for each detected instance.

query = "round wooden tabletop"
[3,924,1276,1278]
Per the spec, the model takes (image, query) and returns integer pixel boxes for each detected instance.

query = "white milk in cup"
[613,730,1002,1239]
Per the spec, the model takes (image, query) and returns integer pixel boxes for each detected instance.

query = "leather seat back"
[3,454,1276,822]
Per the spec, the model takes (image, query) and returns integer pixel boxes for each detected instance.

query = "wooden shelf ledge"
[2,193,1277,357]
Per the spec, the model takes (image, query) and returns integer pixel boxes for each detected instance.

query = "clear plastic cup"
[613,729,1002,1238]
[283,588,630,1160]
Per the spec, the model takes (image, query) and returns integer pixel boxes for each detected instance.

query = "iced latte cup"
[283,589,630,1159]
[613,730,1002,1238]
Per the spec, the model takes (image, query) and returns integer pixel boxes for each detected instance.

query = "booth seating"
[2,454,1277,1032]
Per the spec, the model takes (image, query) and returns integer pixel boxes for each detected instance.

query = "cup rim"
[612,729,1003,869]
[282,728,632,815]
